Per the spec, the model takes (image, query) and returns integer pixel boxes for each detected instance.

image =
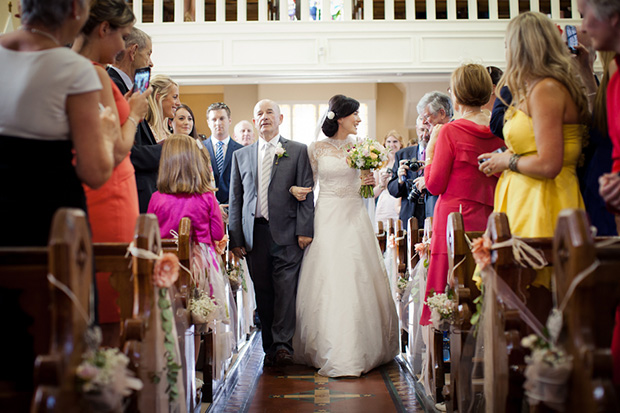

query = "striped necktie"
[215,140,225,175]
[259,143,274,220]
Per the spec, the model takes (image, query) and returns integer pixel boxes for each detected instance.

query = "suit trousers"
[246,219,304,356]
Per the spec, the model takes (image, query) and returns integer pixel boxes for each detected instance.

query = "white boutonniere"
[274,142,288,165]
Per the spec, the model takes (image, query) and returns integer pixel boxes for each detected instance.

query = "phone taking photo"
[133,67,151,93]
[565,25,578,55]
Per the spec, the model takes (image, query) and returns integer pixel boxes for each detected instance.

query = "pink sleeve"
[425,127,454,195]
[206,193,225,243]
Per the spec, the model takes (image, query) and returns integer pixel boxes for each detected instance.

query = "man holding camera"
[388,92,452,226]
[388,116,431,226]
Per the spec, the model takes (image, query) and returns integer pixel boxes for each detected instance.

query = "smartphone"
[133,67,151,93]
[478,147,507,165]
[565,25,578,55]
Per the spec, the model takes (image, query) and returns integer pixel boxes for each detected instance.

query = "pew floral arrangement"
[521,333,572,409]
[345,138,390,198]
[425,288,457,331]
[76,348,143,411]
[189,289,218,325]
[226,261,247,292]
[414,241,430,268]
[151,253,183,403]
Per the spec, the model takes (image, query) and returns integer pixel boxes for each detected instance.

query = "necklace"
[20,26,60,46]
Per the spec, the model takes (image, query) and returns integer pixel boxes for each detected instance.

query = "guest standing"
[479,11,589,291]
[0,0,115,246]
[420,64,504,325]
[374,130,404,228]
[171,103,199,141]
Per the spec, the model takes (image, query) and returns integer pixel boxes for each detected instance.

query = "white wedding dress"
[293,137,399,377]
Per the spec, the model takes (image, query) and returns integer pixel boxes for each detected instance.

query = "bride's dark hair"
[321,95,360,138]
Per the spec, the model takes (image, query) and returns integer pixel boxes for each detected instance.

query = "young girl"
[147,134,236,379]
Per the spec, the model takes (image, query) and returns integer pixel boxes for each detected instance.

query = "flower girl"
[147,134,236,377]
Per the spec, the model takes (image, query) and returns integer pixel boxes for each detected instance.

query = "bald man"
[233,120,256,146]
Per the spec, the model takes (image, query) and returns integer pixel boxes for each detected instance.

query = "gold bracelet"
[126,116,139,128]
[508,153,522,172]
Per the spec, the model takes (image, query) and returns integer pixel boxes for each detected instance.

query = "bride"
[291,94,399,377]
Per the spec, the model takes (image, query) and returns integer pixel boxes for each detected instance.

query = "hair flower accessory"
[152,253,180,288]
[327,111,335,120]
[274,142,288,165]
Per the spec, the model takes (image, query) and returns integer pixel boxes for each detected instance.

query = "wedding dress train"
[293,137,399,377]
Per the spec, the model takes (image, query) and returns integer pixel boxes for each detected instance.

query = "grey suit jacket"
[228,137,314,251]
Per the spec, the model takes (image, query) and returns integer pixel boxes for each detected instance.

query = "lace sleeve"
[308,141,318,185]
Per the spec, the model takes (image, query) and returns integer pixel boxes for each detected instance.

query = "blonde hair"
[382,130,405,149]
[451,63,493,107]
[146,74,178,141]
[497,12,589,123]
[157,134,215,194]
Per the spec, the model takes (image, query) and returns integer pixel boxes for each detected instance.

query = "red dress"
[607,56,620,384]
[420,119,504,325]
[85,67,140,323]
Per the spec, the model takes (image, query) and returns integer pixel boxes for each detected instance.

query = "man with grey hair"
[417,91,453,130]
[107,27,153,95]
[106,27,157,212]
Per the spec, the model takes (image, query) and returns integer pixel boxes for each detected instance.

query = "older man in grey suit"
[229,99,314,367]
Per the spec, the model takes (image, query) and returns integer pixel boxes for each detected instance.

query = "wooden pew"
[123,214,187,412]
[31,209,94,412]
[0,208,92,412]
[445,212,483,413]
[376,220,386,254]
[554,209,620,412]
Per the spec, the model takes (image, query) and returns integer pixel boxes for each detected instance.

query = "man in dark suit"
[202,102,244,205]
[388,116,430,226]
[106,28,158,213]
[229,99,314,367]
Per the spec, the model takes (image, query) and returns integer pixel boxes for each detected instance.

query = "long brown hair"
[157,134,215,194]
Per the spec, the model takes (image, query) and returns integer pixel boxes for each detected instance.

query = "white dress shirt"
[256,136,281,219]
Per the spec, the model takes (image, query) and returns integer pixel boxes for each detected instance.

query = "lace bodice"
[309,138,361,198]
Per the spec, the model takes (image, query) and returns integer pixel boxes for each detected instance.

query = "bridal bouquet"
[345,138,389,198]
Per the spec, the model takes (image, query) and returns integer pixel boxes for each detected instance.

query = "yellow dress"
[494,109,585,287]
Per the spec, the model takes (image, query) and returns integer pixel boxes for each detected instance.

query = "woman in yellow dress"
[478,12,589,291]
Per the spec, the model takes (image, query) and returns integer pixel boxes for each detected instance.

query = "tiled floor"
[212,334,425,412]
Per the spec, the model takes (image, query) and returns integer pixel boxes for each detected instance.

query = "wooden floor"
[208,332,425,412]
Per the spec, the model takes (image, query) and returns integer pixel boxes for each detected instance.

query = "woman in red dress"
[72,0,151,342]
[420,64,505,325]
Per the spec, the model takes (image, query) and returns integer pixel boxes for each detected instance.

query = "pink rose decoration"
[215,235,228,256]
[415,242,429,258]
[387,234,396,249]
[471,236,492,269]
[152,253,180,288]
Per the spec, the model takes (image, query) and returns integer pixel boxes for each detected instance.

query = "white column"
[216,0,226,22]
[426,0,435,20]
[280,0,289,21]
[175,0,184,22]
[344,0,353,21]
[570,0,578,18]
[385,0,395,20]
[196,0,205,22]
[364,0,373,20]
[447,0,456,20]
[467,0,477,20]
[301,0,311,21]
[529,0,540,13]
[509,0,519,18]
[551,0,561,19]
[259,0,268,21]
[133,0,143,23]
[489,0,498,19]
[321,0,330,20]
[154,0,163,23]
[238,0,247,22]
[405,0,415,20]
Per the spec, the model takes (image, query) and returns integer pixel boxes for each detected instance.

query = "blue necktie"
[215,141,224,175]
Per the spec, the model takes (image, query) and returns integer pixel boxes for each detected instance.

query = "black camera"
[406,179,425,204]
[405,159,425,173]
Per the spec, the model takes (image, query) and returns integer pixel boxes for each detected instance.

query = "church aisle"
[212,334,424,412]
